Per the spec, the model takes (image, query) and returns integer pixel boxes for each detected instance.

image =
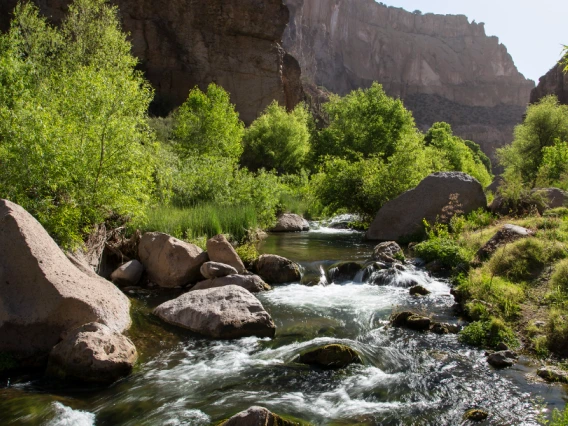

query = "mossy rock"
[463,408,488,422]
[296,344,362,369]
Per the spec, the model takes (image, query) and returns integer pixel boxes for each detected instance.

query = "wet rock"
[0,199,131,357]
[269,213,309,232]
[254,254,301,284]
[366,172,487,241]
[390,311,414,327]
[496,342,510,351]
[328,262,363,283]
[537,367,568,383]
[486,350,517,368]
[463,408,489,422]
[369,267,417,287]
[406,315,431,331]
[476,224,533,261]
[110,260,144,286]
[297,344,361,369]
[431,323,449,335]
[206,235,246,274]
[409,285,430,296]
[139,232,208,288]
[46,323,137,383]
[153,285,275,339]
[200,261,238,280]
[372,241,404,263]
[361,262,388,282]
[192,274,270,293]
[221,406,297,426]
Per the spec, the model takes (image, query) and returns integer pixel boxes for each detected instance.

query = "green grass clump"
[459,317,518,349]
[139,204,258,242]
[414,237,471,269]
[546,309,568,357]
[235,242,260,267]
[544,207,568,219]
[550,258,568,294]
[488,238,565,282]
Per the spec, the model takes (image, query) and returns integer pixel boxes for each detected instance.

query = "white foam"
[46,402,95,426]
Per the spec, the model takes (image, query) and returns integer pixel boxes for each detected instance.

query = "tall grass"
[139,204,258,242]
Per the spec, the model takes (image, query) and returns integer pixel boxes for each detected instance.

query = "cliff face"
[531,63,568,105]
[0,0,303,124]
[283,0,534,162]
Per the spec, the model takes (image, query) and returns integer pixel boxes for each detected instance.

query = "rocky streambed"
[1,222,567,425]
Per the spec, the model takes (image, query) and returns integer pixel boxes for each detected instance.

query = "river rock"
[254,254,301,284]
[269,213,310,232]
[406,315,431,331]
[46,322,137,383]
[328,262,363,283]
[476,224,533,261]
[192,274,270,293]
[369,268,418,287]
[390,311,414,327]
[409,285,430,296]
[110,260,144,286]
[139,232,207,288]
[486,350,517,368]
[366,172,487,241]
[372,241,403,263]
[297,344,361,369]
[221,406,297,426]
[537,366,568,383]
[0,199,131,357]
[431,322,461,335]
[200,261,238,279]
[463,409,489,422]
[153,285,275,339]
[206,235,246,274]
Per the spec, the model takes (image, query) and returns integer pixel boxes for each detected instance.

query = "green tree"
[498,96,568,187]
[0,0,155,247]
[312,82,416,162]
[241,102,312,174]
[172,83,244,161]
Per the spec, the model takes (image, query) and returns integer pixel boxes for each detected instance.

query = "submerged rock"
[409,285,430,296]
[366,172,486,241]
[390,311,431,331]
[221,406,298,426]
[463,408,489,422]
[0,199,131,358]
[153,285,275,339]
[110,260,144,286]
[46,323,137,383]
[368,267,417,287]
[537,366,568,383]
[372,241,403,263]
[269,213,310,232]
[486,350,517,368]
[200,261,238,279]
[431,322,461,335]
[192,274,270,293]
[297,344,361,369]
[327,262,363,283]
[206,234,246,274]
[255,254,301,284]
[139,232,208,288]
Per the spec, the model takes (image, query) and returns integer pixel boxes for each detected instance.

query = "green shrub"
[550,406,568,426]
[464,208,496,231]
[235,242,260,267]
[550,258,568,293]
[414,237,470,269]
[459,317,518,349]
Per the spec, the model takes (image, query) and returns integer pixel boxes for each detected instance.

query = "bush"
[459,317,518,349]
[547,309,568,356]
[414,237,470,269]
[241,102,312,174]
[0,0,155,248]
[550,258,568,294]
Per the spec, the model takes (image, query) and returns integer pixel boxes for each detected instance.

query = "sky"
[382,0,567,83]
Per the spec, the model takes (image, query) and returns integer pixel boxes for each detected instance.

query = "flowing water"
[1,225,567,425]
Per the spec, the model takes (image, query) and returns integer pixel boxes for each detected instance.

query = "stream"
[1,224,567,425]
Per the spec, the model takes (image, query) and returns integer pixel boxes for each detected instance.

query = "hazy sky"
[383,0,566,83]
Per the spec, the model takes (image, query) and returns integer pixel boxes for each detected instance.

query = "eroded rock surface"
[270,213,310,232]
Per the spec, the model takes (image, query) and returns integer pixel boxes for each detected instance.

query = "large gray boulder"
[46,322,137,383]
[206,235,246,274]
[192,274,270,293]
[366,172,487,241]
[221,407,297,426]
[255,254,302,284]
[200,261,238,279]
[110,260,144,286]
[0,199,131,357]
[153,285,275,339]
[269,213,309,232]
[138,232,208,288]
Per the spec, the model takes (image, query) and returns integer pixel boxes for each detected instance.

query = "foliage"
[172,83,244,161]
[235,242,260,266]
[424,122,492,187]
[459,317,518,349]
[0,0,156,248]
[550,258,568,294]
[498,96,568,187]
[494,175,548,216]
[464,139,492,174]
[413,234,471,269]
[312,82,417,162]
[241,102,312,174]
[546,309,568,357]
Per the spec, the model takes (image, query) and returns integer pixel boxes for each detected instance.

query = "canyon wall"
[531,63,568,105]
[283,0,534,163]
[0,0,303,124]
